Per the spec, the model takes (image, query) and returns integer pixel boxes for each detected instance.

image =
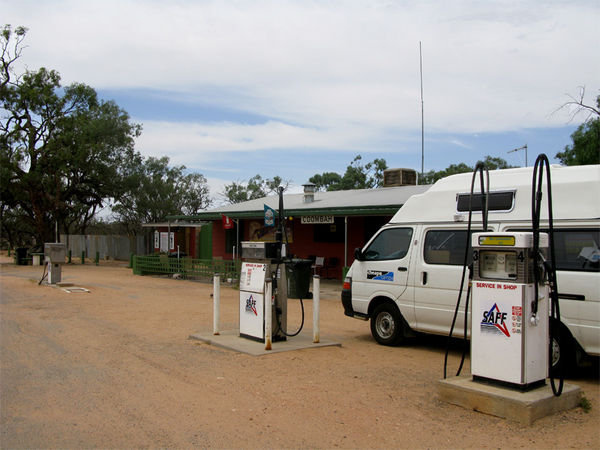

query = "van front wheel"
[371,303,404,346]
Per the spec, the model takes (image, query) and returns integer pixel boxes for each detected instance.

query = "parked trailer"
[342,164,600,369]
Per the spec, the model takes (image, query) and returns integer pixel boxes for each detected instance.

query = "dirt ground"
[1,254,599,449]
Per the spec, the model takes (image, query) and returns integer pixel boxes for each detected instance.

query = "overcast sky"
[4,0,599,201]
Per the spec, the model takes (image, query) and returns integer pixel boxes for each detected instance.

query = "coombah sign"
[301,215,334,224]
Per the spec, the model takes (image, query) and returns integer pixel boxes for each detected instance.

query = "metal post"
[213,274,220,335]
[81,251,85,264]
[95,251,99,266]
[265,278,272,350]
[313,274,320,343]
[344,216,348,269]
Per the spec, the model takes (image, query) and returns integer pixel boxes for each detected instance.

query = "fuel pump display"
[479,251,517,280]
[471,232,549,390]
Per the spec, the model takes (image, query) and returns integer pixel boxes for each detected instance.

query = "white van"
[341,164,600,369]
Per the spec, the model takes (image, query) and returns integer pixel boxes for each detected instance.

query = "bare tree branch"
[551,86,600,124]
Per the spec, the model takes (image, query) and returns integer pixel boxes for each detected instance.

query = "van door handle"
[422,272,428,285]
[397,267,407,272]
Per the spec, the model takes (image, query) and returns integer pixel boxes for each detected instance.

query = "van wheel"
[370,303,404,346]
[550,321,574,377]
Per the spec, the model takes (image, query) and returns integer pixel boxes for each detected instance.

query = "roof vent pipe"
[302,183,316,203]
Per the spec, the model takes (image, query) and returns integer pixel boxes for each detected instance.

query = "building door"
[199,223,213,259]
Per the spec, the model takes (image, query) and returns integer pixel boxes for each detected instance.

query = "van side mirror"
[354,247,365,261]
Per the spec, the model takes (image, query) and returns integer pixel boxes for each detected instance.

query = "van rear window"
[456,191,514,212]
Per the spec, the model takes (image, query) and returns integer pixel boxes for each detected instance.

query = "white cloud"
[134,119,385,164]
[5,0,599,139]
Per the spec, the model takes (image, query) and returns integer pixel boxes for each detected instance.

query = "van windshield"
[363,228,413,261]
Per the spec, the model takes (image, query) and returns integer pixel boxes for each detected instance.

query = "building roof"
[168,184,431,221]
[141,221,206,228]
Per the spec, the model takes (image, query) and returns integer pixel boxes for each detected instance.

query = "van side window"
[363,228,413,261]
[424,230,470,265]
[509,228,600,273]
[554,229,600,272]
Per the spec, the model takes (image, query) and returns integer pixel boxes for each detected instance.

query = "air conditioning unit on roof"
[383,168,417,187]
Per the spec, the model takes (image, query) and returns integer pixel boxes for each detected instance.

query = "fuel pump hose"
[531,154,563,396]
[443,162,489,379]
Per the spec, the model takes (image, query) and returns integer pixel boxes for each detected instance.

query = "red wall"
[212,222,228,259]
[210,216,390,280]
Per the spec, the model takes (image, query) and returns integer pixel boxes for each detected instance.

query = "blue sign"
[264,204,277,227]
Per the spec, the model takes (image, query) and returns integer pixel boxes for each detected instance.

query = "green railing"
[132,255,240,281]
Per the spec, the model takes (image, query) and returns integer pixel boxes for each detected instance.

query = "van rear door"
[351,227,414,316]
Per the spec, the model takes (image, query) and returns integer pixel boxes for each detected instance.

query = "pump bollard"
[313,275,320,343]
[213,274,220,335]
[265,278,272,351]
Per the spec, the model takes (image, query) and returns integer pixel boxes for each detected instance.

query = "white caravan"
[341,164,600,368]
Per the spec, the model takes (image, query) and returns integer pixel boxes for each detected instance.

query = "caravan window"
[424,230,471,265]
[456,191,515,213]
[363,228,413,261]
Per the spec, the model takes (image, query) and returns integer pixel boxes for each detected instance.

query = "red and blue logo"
[245,295,257,316]
[480,303,510,337]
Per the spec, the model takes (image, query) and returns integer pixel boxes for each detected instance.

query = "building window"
[314,217,345,243]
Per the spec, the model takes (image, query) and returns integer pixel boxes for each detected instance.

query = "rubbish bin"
[286,258,313,299]
[15,247,29,265]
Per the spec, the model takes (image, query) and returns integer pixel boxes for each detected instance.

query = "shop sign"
[301,215,334,224]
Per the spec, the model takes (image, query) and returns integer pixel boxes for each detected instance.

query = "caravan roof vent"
[383,168,417,187]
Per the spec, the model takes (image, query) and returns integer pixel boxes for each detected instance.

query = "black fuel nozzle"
[535,251,548,283]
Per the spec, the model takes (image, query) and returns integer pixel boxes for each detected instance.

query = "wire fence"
[132,255,240,282]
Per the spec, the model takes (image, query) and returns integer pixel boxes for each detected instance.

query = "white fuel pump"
[239,241,287,342]
[471,232,549,389]
[44,243,66,284]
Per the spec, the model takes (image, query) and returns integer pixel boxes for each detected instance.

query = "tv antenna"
[508,144,528,167]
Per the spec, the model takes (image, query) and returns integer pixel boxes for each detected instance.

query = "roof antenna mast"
[420,41,425,181]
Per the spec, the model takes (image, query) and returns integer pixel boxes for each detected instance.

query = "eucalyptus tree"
[310,155,388,191]
[1,25,141,246]
[112,156,213,234]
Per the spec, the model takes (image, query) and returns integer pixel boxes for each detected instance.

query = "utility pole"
[508,144,528,167]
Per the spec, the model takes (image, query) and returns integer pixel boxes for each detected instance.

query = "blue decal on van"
[367,270,394,281]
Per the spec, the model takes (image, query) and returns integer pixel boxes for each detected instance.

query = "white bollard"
[313,275,320,343]
[213,274,220,335]
[265,278,272,351]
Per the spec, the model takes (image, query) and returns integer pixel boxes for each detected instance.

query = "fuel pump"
[470,232,549,389]
[44,243,67,284]
[239,186,308,343]
[443,154,564,396]
[239,240,287,341]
